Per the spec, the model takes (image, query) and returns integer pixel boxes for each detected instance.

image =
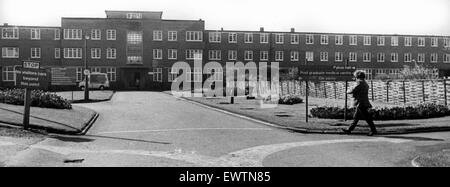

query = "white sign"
[84,69,90,75]
[23,61,40,69]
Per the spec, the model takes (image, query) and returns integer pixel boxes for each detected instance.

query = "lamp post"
[84,35,90,101]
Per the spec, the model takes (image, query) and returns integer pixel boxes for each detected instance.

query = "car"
[79,72,110,90]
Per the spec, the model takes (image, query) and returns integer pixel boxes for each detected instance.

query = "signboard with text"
[15,61,49,89]
[298,65,356,81]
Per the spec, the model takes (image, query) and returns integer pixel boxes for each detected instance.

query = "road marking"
[14,137,411,167]
[96,127,274,135]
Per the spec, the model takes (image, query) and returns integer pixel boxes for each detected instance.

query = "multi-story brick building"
[1,10,450,90]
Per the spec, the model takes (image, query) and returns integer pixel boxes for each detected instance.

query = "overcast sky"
[0,0,449,35]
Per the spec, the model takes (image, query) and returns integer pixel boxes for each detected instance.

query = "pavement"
[0,91,449,167]
[181,95,450,135]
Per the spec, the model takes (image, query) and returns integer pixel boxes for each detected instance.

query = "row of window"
[208,32,450,47]
[1,47,117,59]
[152,67,223,83]
[151,49,450,63]
[2,66,117,82]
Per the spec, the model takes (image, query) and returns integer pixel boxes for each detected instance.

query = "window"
[91,67,101,73]
[306,34,314,44]
[186,49,203,60]
[153,49,163,59]
[445,38,450,47]
[335,52,343,62]
[168,68,178,82]
[275,34,284,44]
[127,56,142,64]
[207,68,223,81]
[209,32,221,43]
[335,35,343,45]
[273,51,283,61]
[186,31,203,41]
[391,36,399,46]
[404,53,412,62]
[107,48,116,59]
[321,35,328,45]
[127,13,142,19]
[2,47,19,58]
[107,67,116,82]
[418,37,425,47]
[377,36,385,46]
[2,66,15,81]
[64,29,82,40]
[290,51,299,61]
[54,29,60,40]
[31,29,40,40]
[127,32,143,44]
[417,53,425,62]
[260,33,269,44]
[153,68,162,82]
[377,53,385,62]
[64,48,82,59]
[245,50,253,61]
[305,51,313,62]
[244,33,253,43]
[168,31,177,41]
[431,53,438,63]
[208,50,221,60]
[153,30,163,41]
[228,50,237,60]
[2,27,19,39]
[290,34,299,44]
[444,54,450,63]
[431,37,438,47]
[55,48,61,59]
[405,37,412,46]
[260,51,269,61]
[391,53,398,62]
[168,49,177,60]
[76,67,83,82]
[30,48,41,59]
[107,30,116,40]
[363,36,371,46]
[228,33,237,43]
[349,52,357,62]
[91,29,101,40]
[91,48,101,59]
[363,53,371,62]
[349,35,357,45]
[320,52,328,62]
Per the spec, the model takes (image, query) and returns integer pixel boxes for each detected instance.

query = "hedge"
[310,103,450,120]
[0,89,72,109]
[278,95,304,105]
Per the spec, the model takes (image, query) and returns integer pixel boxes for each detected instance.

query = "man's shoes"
[367,131,377,136]
[342,129,351,134]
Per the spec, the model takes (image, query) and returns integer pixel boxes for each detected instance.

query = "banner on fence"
[298,65,356,81]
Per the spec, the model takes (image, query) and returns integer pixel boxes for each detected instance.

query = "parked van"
[79,73,110,90]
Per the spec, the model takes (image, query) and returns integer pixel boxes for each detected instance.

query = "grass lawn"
[55,90,114,102]
[0,103,97,134]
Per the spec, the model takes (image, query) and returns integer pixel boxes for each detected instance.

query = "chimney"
[221,27,224,31]
[291,28,295,33]
[260,27,264,32]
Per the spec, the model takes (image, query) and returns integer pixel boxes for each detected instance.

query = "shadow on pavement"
[86,135,172,145]
[380,135,445,142]
[50,135,95,143]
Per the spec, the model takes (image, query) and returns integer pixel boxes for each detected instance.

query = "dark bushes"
[310,103,450,120]
[0,89,72,109]
[278,95,304,105]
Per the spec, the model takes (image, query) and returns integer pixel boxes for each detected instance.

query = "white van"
[79,73,110,90]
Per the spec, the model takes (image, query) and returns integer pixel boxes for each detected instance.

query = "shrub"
[310,103,450,120]
[0,89,72,109]
[278,95,303,105]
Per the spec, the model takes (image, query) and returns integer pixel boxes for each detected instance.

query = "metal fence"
[280,79,449,106]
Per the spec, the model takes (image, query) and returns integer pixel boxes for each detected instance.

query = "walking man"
[342,71,378,136]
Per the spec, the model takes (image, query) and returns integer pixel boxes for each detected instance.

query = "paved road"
[1,92,450,167]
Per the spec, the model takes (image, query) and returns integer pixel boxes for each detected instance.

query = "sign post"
[16,60,49,130]
[298,65,356,123]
